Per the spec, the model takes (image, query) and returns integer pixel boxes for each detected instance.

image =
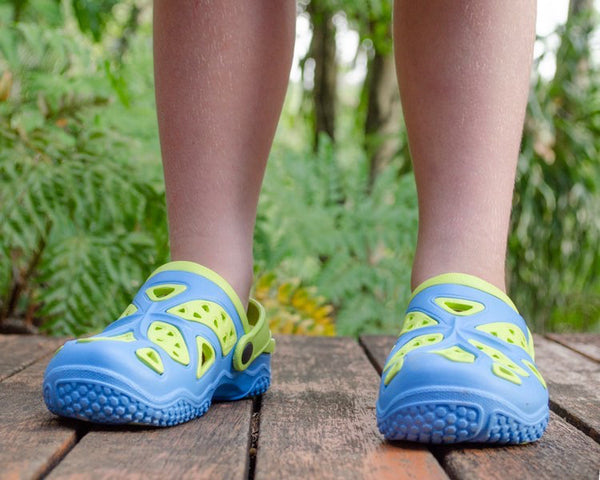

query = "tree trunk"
[307,1,337,149]
[12,0,28,22]
[364,49,402,189]
[116,4,142,61]
[553,0,594,93]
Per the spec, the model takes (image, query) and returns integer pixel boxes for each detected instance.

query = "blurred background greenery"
[0,0,599,337]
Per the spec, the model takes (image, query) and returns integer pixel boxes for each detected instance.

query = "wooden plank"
[0,357,83,479]
[47,399,254,479]
[360,335,600,480]
[546,333,600,363]
[255,336,448,480]
[360,334,600,441]
[534,334,600,442]
[440,411,600,480]
[0,334,64,382]
[359,335,395,376]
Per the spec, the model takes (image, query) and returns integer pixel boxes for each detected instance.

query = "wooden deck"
[0,333,599,479]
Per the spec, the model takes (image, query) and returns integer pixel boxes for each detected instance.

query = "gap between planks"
[0,334,257,480]
[545,333,600,364]
[0,335,64,383]
[0,353,90,480]
[254,336,449,480]
[360,333,600,444]
[359,334,600,480]
[2,333,598,479]
[247,394,262,480]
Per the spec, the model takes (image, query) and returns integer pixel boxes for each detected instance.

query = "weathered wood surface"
[534,335,600,442]
[359,335,600,480]
[47,400,253,480]
[439,411,600,480]
[0,334,63,381]
[359,335,395,376]
[545,333,600,363]
[0,352,82,480]
[0,333,598,480]
[255,336,448,480]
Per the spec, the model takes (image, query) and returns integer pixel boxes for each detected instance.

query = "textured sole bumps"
[44,381,210,426]
[243,375,271,398]
[378,402,548,444]
[44,374,271,427]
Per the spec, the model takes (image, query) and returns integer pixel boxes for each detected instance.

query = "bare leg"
[153,1,295,304]
[394,0,536,291]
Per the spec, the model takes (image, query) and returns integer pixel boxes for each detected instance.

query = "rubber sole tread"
[378,402,549,444]
[44,375,271,427]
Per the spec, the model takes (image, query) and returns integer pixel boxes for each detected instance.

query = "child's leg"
[376,1,548,445]
[43,1,295,427]
[153,0,295,305]
[393,0,536,291]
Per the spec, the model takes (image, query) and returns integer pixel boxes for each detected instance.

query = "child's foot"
[376,273,549,444]
[43,261,274,426]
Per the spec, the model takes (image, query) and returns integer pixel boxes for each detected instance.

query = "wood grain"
[0,357,82,480]
[2,333,599,479]
[47,400,254,480]
[255,336,448,480]
[360,334,600,480]
[0,334,64,382]
[359,335,396,375]
[361,334,600,441]
[546,333,600,363]
[534,334,600,442]
[440,411,600,480]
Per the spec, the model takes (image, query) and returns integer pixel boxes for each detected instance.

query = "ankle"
[169,251,254,309]
[411,250,507,293]
[412,268,506,293]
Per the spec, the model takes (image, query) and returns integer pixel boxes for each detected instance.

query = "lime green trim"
[410,273,518,313]
[149,261,274,370]
[476,322,530,354]
[147,321,190,366]
[136,347,164,375]
[77,332,136,343]
[196,337,215,379]
[434,297,485,316]
[149,261,250,332]
[383,359,404,386]
[233,299,275,371]
[399,311,438,335]
[167,300,237,356]
[431,346,475,363]
[468,339,528,377]
[145,283,187,302]
[54,345,64,356]
[526,327,536,360]
[118,304,138,319]
[492,363,522,385]
[383,333,444,385]
[522,359,547,389]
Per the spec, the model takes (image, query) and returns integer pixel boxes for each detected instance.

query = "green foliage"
[509,8,600,332]
[341,0,393,54]
[256,136,417,336]
[71,0,120,41]
[1,0,598,337]
[0,0,126,41]
[0,22,168,335]
[0,0,63,26]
